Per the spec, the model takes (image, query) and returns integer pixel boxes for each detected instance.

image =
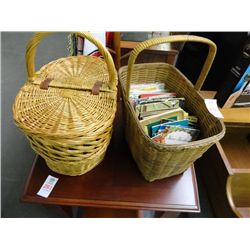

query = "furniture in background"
[176,32,249,91]
[113,32,180,69]
[198,90,250,217]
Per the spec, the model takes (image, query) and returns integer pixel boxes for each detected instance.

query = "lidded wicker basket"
[119,35,225,182]
[13,32,117,176]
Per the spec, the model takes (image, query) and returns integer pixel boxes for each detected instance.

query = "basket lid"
[13,56,117,137]
[32,56,114,93]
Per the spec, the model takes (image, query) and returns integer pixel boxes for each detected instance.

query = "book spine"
[215,36,250,107]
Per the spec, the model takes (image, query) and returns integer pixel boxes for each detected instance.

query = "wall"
[1,32,69,217]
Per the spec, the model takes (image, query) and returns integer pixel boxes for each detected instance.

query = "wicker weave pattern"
[13,32,117,176]
[119,35,225,182]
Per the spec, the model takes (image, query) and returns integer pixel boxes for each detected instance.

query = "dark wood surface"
[120,48,178,68]
[219,126,250,174]
[79,207,145,218]
[112,32,179,69]
[22,101,200,213]
[196,145,236,217]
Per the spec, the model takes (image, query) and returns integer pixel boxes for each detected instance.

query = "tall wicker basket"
[119,35,225,182]
[13,32,117,176]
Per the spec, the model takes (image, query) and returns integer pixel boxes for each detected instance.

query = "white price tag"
[204,99,224,119]
[37,175,59,198]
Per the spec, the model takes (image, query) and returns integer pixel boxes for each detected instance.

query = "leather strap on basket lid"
[25,32,117,91]
[125,35,217,99]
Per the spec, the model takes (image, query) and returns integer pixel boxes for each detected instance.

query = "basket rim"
[118,62,226,150]
[123,95,225,150]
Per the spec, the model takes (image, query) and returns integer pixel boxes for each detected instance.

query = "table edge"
[21,195,200,213]
[21,156,200,213]
[21,164,200,213]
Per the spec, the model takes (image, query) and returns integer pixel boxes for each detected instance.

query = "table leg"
[79,207,145,218]
[60,205,74,217]
[154,211,180,218]
[43,204,74,217]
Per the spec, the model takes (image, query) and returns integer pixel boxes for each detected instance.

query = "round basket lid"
[13,56,117,137]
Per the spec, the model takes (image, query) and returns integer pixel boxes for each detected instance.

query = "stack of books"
[129,82,200,145]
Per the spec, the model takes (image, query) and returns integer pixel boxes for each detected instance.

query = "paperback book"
[151,119,189,137]
[136,98,184,119]
[152,125,200,145]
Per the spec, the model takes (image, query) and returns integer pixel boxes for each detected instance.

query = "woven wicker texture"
[119,35,225,182]
[13,32,117,176]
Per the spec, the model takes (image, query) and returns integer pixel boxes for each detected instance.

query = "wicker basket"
[13,32,117,176]
[119,35,225,182]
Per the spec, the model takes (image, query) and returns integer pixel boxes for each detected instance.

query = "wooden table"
[21,101,200,218]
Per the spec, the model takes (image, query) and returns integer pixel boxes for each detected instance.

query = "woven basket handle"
[25,32,116,90]
[126,35,217,98]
